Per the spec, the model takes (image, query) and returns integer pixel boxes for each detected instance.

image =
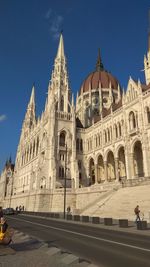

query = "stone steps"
[3,231,99,267]
[81,184,150,222]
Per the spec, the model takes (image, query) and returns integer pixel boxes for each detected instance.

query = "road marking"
[11,217,150,253]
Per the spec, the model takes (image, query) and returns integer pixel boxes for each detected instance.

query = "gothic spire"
[56,33,65,59]
[96,48,104,71]
[29,85,35,106]
[23,85,36,129]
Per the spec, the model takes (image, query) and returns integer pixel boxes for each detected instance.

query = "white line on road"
[11,216,150,253]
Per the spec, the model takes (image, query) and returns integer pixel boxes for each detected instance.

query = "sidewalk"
[20,213,150,237]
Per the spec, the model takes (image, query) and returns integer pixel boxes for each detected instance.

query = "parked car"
[3,208,15,215]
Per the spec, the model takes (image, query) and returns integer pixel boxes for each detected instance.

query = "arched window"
[119,123,121,137]
[108,129,110,142]
[147,107,150,123]
[36,136,39,155]
[62,167,64,178]
[95,136,97,147]
[80,139,83,151]
[76,139,79,150]
[59,167,61,177]
[60,96,64,111]
[104,130,107,143]
[59,131,66,146]
[129,111,136,130]
[115,124,118,138]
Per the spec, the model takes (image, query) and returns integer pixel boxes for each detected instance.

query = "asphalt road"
[6,215,150,267]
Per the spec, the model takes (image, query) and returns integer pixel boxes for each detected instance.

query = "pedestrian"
[0,207,3,218]
[0,217,14,245]
[67,206,71,214]
[19,205,22,212]
[134,205,140,222]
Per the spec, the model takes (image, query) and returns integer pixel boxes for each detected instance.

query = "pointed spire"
[56,33,65,58]
[118,84,121,100]
[71,94,74,106]
[96,48,104,71]
[29,85,35,106]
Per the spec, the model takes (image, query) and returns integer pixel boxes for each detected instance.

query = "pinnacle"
[29,85,35,106]
[96,48,104,71]
[56,33,65,59]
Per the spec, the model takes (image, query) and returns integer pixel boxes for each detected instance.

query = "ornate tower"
[45,33,78,189]
[47,33,71,112]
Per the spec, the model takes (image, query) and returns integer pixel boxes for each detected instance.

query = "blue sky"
[0,0,150,171]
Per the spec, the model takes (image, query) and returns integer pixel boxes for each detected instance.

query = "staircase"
[84,184,150,222]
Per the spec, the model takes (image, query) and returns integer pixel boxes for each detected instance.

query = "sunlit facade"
[1,33,150,212]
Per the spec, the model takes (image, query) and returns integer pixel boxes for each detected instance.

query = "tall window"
[59,131,66,146]
[76,139,79,150]
[60,96,64,111]
[147,107,150,123]
[129,111,136,130]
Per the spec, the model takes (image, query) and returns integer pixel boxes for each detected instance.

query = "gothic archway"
[133,141,144,177]
[97,154,104,183]
[107,151,115,181]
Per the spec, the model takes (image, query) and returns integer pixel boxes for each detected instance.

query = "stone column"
[95,164,98,184]
[130,153,135,179]
[142,146,149,177]
[124,147,132,180]
[115,158,119,182]
[104,161,108,182]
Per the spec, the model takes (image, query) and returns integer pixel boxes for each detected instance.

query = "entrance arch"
[97,155,104,183]
[107,151,115,181]
[89,158,95,185]
[133,141,144,177]
[118,147,126,179]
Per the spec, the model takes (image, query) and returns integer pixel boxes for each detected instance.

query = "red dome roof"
[79,70,119,95]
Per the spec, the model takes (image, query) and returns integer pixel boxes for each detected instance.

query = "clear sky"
[0,0,150,172]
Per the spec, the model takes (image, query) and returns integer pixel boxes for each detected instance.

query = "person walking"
[134,205,141,222]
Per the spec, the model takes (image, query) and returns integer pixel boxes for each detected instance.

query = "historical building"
[1,30,150,213]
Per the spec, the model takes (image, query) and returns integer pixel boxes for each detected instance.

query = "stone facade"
[1,32,150,213]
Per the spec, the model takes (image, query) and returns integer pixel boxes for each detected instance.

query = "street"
[6,215,150,267]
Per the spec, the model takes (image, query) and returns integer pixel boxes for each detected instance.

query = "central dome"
[79,50,120,95]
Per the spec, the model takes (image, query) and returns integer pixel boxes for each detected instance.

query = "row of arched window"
[18,175,29,188]
[87,121,123,151]
[18,136,40,167]
[127,87,138,103]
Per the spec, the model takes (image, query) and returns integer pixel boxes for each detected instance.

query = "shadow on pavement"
[10,239,42,252]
